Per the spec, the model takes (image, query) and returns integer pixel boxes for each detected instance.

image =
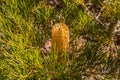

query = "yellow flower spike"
[52,23,69,59]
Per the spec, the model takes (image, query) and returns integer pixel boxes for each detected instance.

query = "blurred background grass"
[0,0,120,79]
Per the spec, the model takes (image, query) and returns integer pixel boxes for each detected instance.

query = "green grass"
[0,0,120,79]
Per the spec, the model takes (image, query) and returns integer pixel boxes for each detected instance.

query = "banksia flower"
[51,23,69,58]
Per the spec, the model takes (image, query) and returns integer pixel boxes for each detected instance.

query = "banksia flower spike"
[52,23,69,58]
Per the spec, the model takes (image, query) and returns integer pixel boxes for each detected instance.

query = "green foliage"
[0,0,120,79]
